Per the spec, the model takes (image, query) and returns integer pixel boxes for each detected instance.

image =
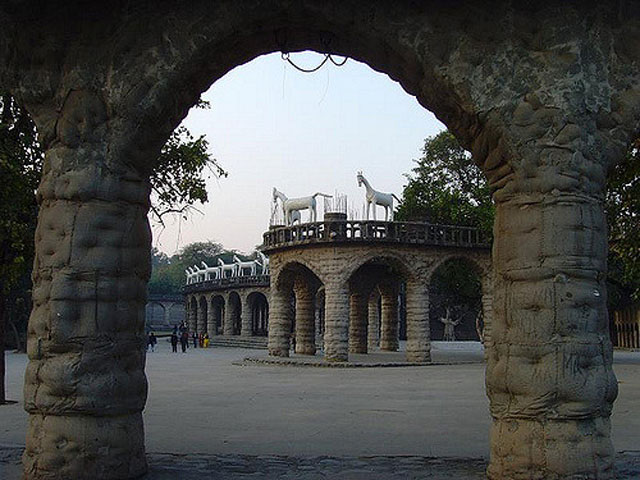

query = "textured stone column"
[268,288,292,357]
[294,281,315,355]
[405,280,430,362]
[223,294,235,336]
[241,295,252,337]
[481,275,493,360]
[197,300,206,334]
[379,284,399,351]
[323,282,349,362]
[187,298,197,333]
[367,291,380,351]
[207,299,216,336]
[22,90,149,479]
[486,195,618,479]
[349,293,368,354]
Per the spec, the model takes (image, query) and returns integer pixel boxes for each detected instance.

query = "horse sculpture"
[202,261,221,281]
[272,187,332,225]
[217,258,237,278]
[233,255,260,276]
[356,172,400,221]
[257,251,269,275]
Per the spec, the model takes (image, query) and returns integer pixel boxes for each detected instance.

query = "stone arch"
[246,291,269,337]
[341,252,418,287]
[6,4,637,478]
[146,301,167,330]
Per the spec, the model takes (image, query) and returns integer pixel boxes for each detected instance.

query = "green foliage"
[606,140,640,302]
[150,126,227,223]
[395,130,494,237]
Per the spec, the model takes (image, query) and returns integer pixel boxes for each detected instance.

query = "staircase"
[208,335,268,349]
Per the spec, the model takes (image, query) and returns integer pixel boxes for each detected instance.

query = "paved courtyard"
[1,342,639,478]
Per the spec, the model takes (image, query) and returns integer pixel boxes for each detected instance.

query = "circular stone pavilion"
[263,212,492,362]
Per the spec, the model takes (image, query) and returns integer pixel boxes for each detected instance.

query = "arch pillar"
[349,292,368,354]
[207,296,217,336]
[187,297,197,333]
[367,290,380,351]
[405,280,430,363]
[486,194,618,479]
[197,298,207,334]
[481,273,494,358]
[294,279,316,355]
[323,282,349,362]
[241,292,252,337]
[223,293,235,336]
[268,288,292,357]
[379,283,399,352]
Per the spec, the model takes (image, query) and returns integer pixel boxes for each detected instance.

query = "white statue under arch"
[356,172,400,221]
[272,187,332,225]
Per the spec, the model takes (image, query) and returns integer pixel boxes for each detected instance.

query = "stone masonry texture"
[1,1,639,478]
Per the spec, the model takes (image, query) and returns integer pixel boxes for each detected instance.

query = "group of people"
[146,322,212,353]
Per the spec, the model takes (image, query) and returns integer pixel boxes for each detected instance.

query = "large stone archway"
[2,2,639,479]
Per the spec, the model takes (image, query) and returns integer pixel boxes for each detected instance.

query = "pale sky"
[151,51,445,255]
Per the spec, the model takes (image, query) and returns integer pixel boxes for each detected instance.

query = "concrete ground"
[1,342,639,478]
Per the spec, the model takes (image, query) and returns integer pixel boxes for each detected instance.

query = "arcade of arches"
[2,2,639,479]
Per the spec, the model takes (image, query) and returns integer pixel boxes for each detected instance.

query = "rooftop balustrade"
[262,217,490,252]
[183,274,270,293]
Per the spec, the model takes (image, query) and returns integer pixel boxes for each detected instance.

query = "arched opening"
[210,295,225,335]
[269,261,323,357]
[4,5,633,479]
[227,292,242,336]
[428,257,484,342]
[247,292,269,336]
[189,297,199,334]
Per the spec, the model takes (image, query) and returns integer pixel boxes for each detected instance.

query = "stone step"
[208,335,268,349]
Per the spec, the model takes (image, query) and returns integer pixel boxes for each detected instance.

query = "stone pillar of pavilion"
[367,290,380,351]
[323,281,349,362]
[268,288,292,357]
[197,299,207,334]
[349,292,368,354]
[379,283,399,351]
[187,298,197,333]
[241,294,252,337]
[223,293,235,336]
[405,279,430,362]
[207,299,217,336]
[294,279,316,355]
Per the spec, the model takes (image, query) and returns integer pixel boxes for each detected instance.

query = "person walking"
[192,332,198,349]
[170,332,178,353]
[180,331,189,353]
[147,332,157,352]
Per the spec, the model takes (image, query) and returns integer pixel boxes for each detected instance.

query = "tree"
[0,93,225,402]
[395,130,494,237]
[398,129,640,318]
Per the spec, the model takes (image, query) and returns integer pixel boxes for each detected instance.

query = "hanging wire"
[276,29,348,73]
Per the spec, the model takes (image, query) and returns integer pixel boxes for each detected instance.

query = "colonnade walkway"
[2,344,640,478]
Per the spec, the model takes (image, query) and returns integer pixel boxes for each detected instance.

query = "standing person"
[147,332,156,352]
[180,331,189,353]
[149,332,157,352]
[170,332,178,353]
[203,333,210,348]
[192,332,198,348]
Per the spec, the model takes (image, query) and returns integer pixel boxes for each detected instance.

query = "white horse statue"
[217,258,237,278]
[202,261,221,281]
[356,172,400,221]
[257,251,269,275]
[233,255,260,276]
[272,187,332,225]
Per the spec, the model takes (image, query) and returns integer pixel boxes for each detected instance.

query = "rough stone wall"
[294,280,316,355]
[3,1,639,478]
[367,291,381,351]
[379,283,400,352]
[348,293,368,354]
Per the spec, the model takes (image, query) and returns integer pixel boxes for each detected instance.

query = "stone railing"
[262,218,490,251]
[183,275,270,293]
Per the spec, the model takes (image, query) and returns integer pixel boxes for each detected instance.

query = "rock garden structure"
[2,1,638,479]
[263,213,491,362]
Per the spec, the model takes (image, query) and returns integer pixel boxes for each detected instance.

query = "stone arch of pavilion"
[3,2,639,479]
